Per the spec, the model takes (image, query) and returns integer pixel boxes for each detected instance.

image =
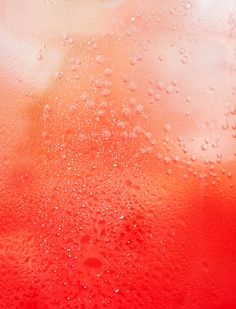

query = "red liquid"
[0,1,236,308]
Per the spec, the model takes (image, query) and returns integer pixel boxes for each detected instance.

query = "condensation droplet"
[102,130,111,140]
[181,55,189,64]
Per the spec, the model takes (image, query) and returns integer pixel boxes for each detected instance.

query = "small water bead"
[101,80,111,89]
[55,71,64,79]
[122,74,130,83]
[172,79,178,86]
[147,89,154,96]
[155,94,161,101]
[36,50,43,61]
[184,1,192,10]
[117,121,126,129]
[206,86,215,95]
[101,88,111,97]
[164,156,172,164]
[97,110,105,117]
[140,147,152,154]
[69,105,77,113]
[136,105,144,113]
[164,136,170,143]
[157,81,165,91]
[122,106,132,115]
[145,132,152,139]
[170,8,176,15]
[86,99,96,108]
[93,78,103,88]
[44,104,51,112]
[201,143,208,151]
[96,54,106,64]
[172,155,180,162]
[128,81,137,92]
[63,32,69,41]
[128,97,137,105]
[68,37,74,44]
[181,55,189,64]
[129,58,137,66]
[121,131,129,139]
[84,257,102,269]
[165,86,173,94]
[159,55,165,62]
[100,101,109,108]
[129,132,136,139]
[102,130,111,140]
[104,68,113,76]
[164,124,172,132]
[133,126,143,134]
[78,133,87,142]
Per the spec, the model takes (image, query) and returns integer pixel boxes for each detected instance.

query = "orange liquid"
[0,1,236,308]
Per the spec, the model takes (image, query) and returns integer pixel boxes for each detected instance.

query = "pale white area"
[2,0,124,38]
[101,0,125,8]
[197,0,236,29]
[148,33,236,162]
[198,0,235,12]
[0,28,62,91]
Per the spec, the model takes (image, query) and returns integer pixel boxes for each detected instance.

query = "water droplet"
[96,54,106,64]
[130,58,137,66]
[102,130,111,140]
[117,121,126,129]
[186,96,191,103]
[55,71,64,79]
[181,55,189,64]
[155,94,161,101]
[84,258,102,268]
[157,81,165,91]
[222,121,229,130]
[179,48,186,55]
[172,79,178,86]
[206,86,215,94]
[104,68,113,76]
[164,124,172,132]
[147,89,154,96]
[36,50,43,61]
[122,107,131,115]
[201,143,208,151]
[136,105,144,113]
[78,133,87,142]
